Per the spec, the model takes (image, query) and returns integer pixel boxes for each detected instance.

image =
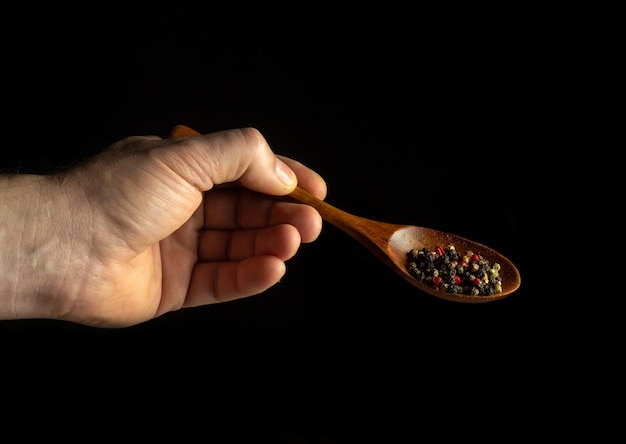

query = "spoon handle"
[283,186,356,227]
[283,186,403,254]
[283,186,368,235]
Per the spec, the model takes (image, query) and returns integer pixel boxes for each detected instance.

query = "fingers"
[161,127,298,196]
[166,216,308,310]
[183,211,315,308]
[184,255,288,306]
[165,126,327,200]
[278,155,327,200]
[202,188,323,243]
[197,224,301,262]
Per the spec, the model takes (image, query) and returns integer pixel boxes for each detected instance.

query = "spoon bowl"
[388,226,521,303]
[170,125,521,303]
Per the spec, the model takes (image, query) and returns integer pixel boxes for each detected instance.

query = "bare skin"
[0,127,326,328]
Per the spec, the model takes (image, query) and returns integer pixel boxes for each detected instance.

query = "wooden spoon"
[169,125,521,303]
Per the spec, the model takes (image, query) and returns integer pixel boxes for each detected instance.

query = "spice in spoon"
[406,244,502,296]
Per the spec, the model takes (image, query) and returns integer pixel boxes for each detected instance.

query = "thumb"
[167,125,297,195]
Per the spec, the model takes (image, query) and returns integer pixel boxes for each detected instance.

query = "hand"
[0,127,326,327]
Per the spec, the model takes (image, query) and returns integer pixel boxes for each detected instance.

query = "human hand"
[0,127,326,327]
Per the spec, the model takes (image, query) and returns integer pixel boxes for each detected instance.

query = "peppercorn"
[406,244,502,296]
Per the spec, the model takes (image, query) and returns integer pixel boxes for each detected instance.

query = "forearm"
[0,174,78,321]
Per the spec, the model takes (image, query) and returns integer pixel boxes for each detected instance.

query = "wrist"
[0,174,79,321]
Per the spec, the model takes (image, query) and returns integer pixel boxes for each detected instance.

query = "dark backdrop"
[1,4,566,442]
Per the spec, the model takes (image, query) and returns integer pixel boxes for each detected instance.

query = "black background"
[2,4,568,442]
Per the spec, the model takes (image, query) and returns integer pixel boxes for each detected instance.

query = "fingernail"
[276,159,296,186]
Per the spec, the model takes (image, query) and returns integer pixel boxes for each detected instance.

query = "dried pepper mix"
[406,244,502,296]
